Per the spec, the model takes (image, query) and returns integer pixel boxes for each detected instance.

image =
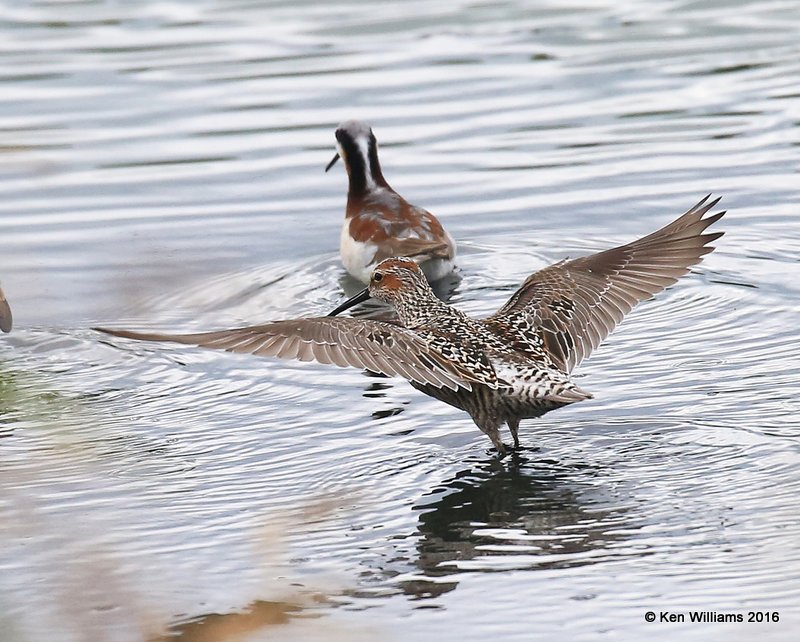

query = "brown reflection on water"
[156,599,308,642]
[0,376,365,641]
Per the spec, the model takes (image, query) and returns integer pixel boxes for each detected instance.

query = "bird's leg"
[474,417,507,457]
[507,418,521,451]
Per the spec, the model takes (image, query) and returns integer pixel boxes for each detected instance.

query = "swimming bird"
[326,120,456,284]
[0,285,11,333]
[96,196,724,455]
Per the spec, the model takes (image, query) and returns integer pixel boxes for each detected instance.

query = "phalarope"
[0,285,11,333]
[326,120,456,284]
[97,196,724,455]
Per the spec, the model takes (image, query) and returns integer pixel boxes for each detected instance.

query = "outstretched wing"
[486,195,725,373]
[95,317,481,392]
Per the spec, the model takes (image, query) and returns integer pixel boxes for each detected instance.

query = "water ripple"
[2,0,800,640]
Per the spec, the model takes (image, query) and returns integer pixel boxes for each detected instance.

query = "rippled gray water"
[1,1,799,640]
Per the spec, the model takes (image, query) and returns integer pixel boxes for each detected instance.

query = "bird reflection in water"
[398,454,631,599]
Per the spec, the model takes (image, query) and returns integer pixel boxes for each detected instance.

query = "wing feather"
[95,317,477,391]
[487,195,725,373]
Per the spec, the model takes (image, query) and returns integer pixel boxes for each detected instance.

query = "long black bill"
[328,287,371,316]
[325,152,340,172]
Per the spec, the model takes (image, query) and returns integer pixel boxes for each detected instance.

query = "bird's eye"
[372,272,384,283]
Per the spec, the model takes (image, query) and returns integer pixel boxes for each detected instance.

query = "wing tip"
[550,386,593,404]
[94,326,139,339]
[93,325,200,345]
[692,193,722,213]
[701,208,726,227]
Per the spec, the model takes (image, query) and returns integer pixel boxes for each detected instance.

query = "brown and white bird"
[326,120,456,284]
[96,196,725,455]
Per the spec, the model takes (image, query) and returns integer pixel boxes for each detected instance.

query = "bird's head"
[328,257,434,319]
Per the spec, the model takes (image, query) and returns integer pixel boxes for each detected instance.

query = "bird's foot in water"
[492,443,515,458]
[495,443,540,460]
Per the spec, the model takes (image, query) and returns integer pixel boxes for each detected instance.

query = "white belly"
[339,223,456,284]
[340,224,377,283]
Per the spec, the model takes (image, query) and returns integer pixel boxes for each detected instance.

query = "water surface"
[1,1,799,640]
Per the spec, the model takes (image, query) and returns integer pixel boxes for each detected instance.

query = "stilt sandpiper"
[97,196,724,455]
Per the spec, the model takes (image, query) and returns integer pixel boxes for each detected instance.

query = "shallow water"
[1,1,800,640]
